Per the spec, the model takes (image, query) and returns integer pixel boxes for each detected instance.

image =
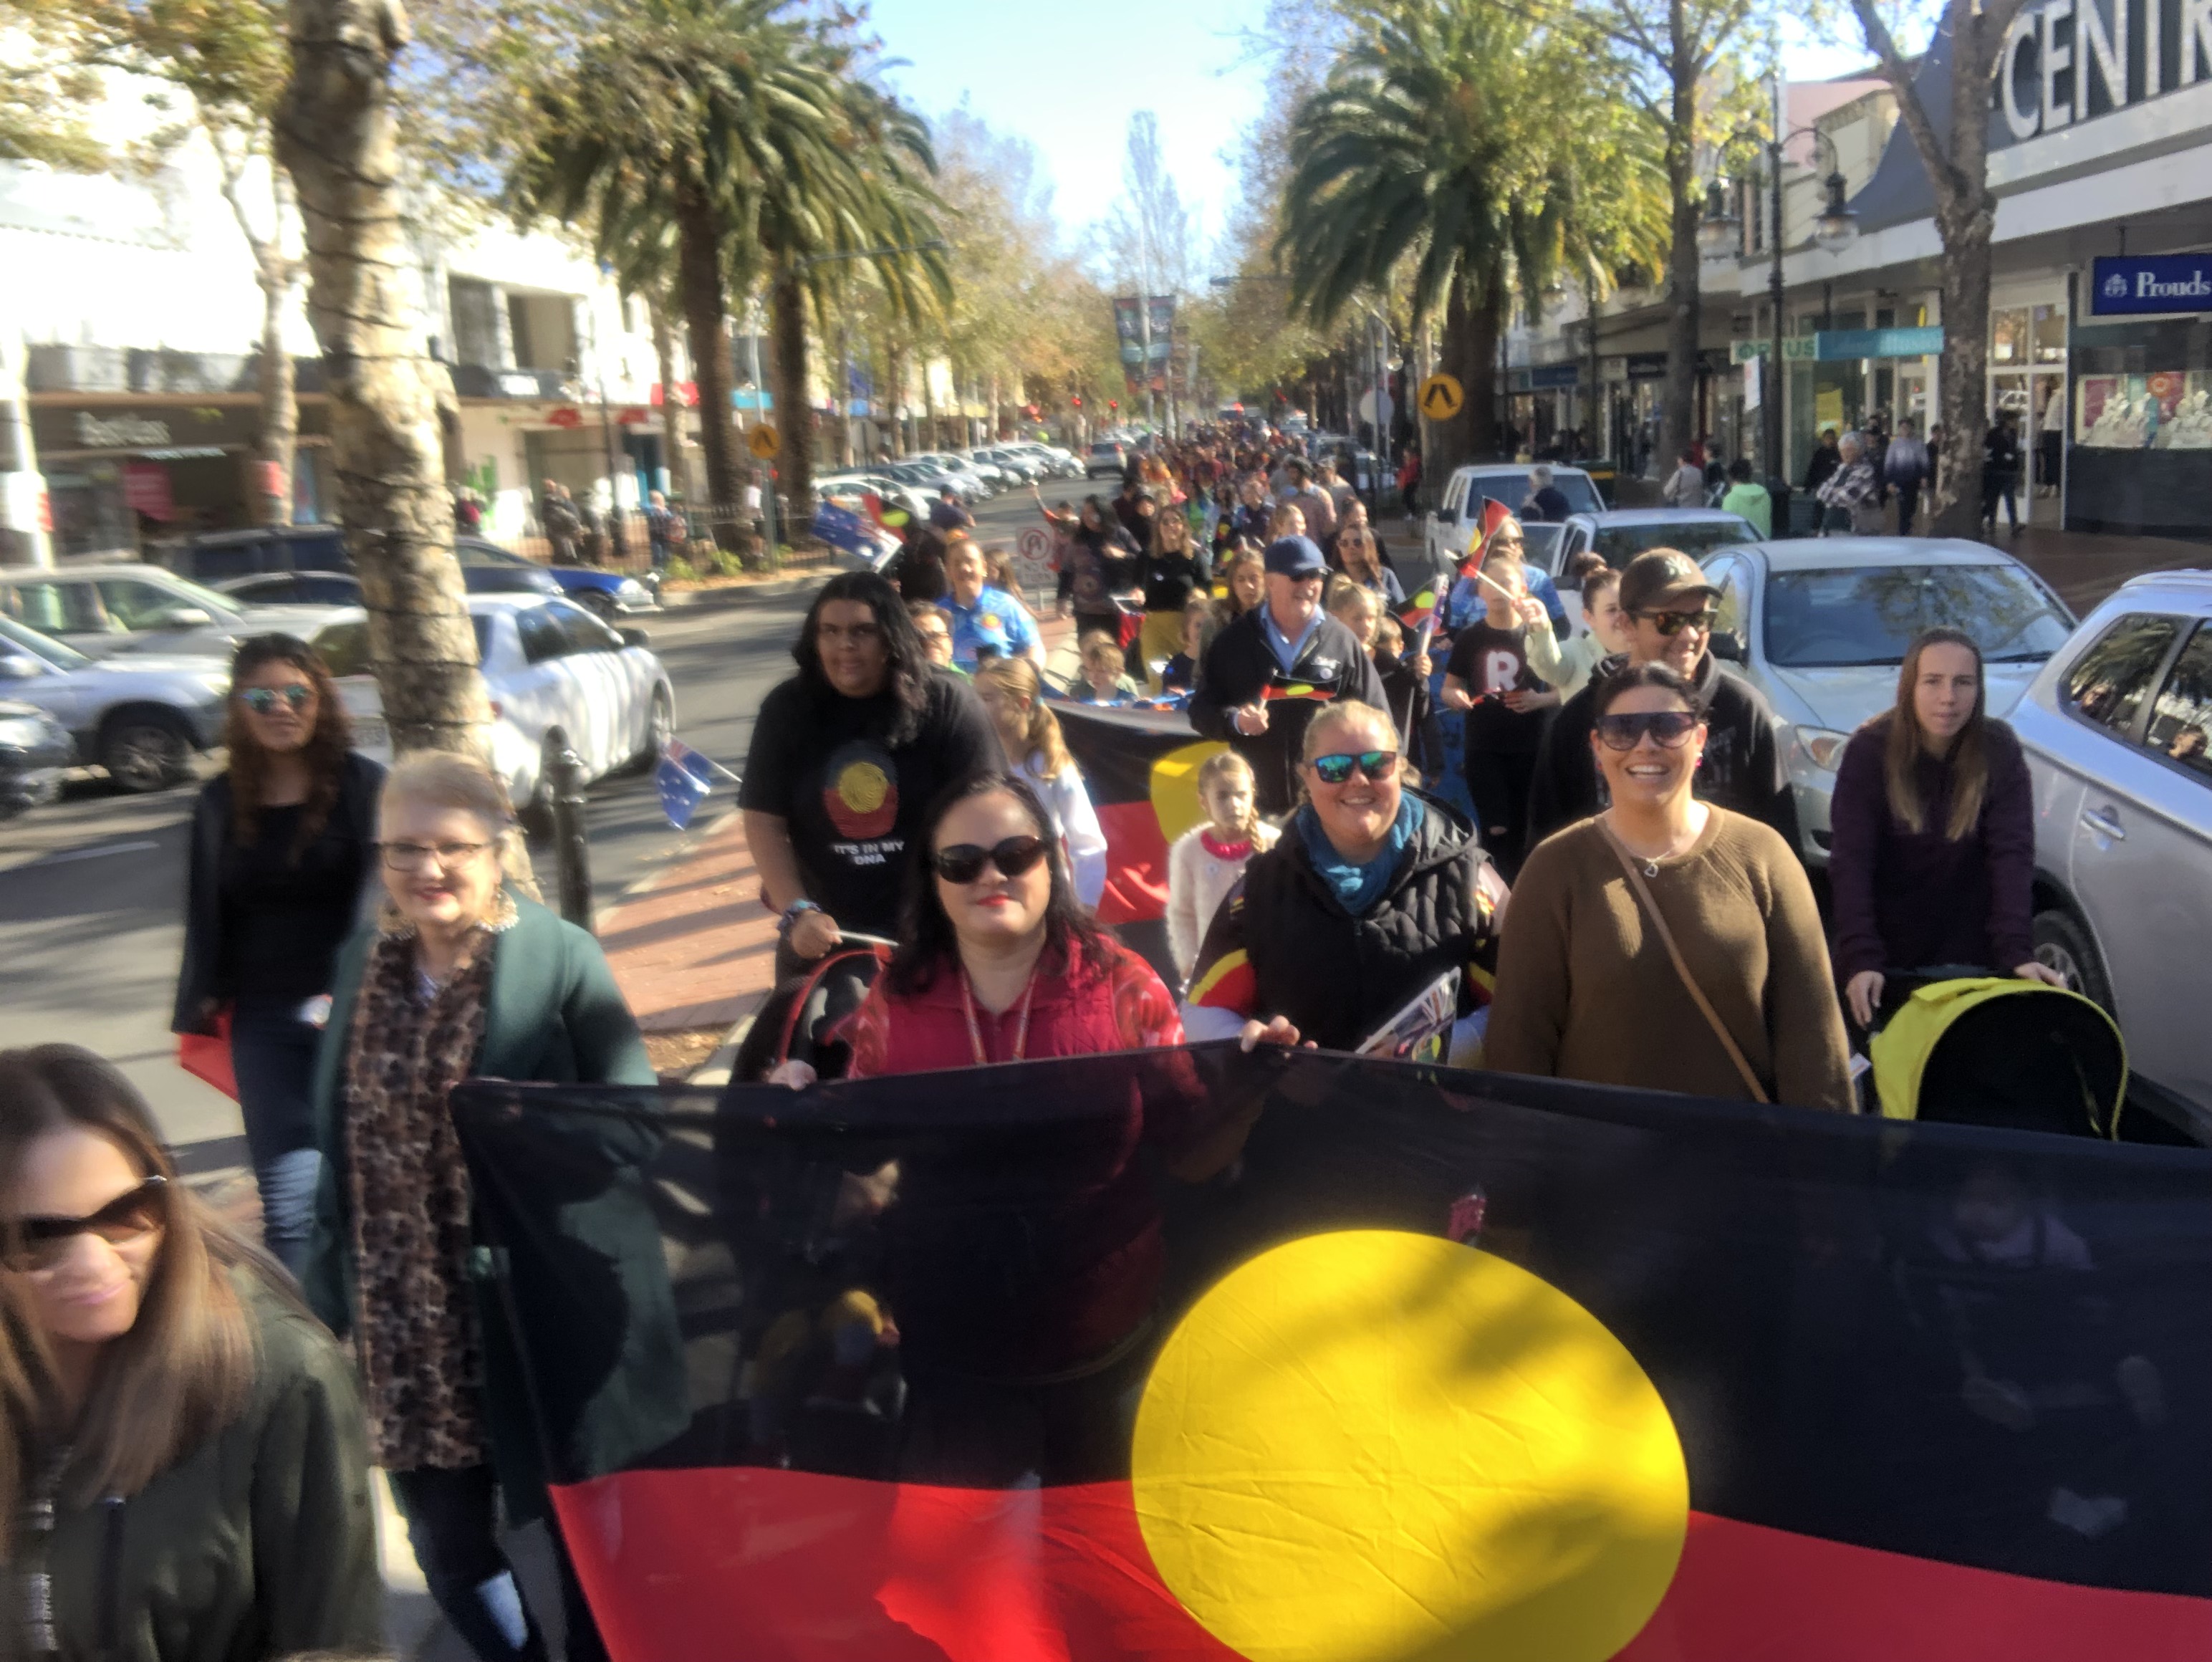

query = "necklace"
[958,960,1041,1066]
[1605,813,1702,877]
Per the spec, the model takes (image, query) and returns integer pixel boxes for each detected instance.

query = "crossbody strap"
[1599,822,1769,1105]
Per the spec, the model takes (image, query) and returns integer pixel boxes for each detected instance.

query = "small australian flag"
[655,738,731,831]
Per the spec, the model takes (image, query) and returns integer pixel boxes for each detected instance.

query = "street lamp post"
[1698,85,1858,488]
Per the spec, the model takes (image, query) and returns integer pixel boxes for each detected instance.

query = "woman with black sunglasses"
[172,634,383,1277]
[1180,700,1506,1055]
[0,1044,382,1661]
[769,773,1182,1086]
[1489,664,1852,1110]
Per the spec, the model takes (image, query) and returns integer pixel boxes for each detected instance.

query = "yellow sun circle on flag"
[836,761,890,815]
[1149,740,1231,845]
[1131,1231,1688,1662]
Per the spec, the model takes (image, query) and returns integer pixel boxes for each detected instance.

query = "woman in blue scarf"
[1179,700,1509,1054]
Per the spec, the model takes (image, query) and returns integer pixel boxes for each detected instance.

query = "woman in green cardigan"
[304,750,654,1662]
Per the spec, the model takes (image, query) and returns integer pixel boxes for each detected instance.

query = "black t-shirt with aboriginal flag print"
[740,670,1001,936]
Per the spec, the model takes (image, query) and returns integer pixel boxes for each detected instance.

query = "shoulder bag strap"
[1598,822,1769,1105]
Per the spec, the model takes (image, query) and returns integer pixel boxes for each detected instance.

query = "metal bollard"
[549,742,594,933]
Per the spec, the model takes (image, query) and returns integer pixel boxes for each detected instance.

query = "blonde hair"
[1079,630,1125,672]
[972,656,1072,776]
[379,749,529,904]
[1196,749,1260,840]
[1325,575,1377,623]
[1300,697,1400,762]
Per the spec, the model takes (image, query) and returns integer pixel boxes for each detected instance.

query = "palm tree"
[506,0,916,552]
[1277,0,1646,473]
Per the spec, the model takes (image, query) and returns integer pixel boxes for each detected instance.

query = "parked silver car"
[1539,509,1758,577]
[2009,570,2212,1118]
[0,562,330,660]
[0,613,231,791]
[1698,538,2076,866]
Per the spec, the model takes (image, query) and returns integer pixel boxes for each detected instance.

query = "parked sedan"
[1698,537,2076,866]
[1540,509,1758,577]
[0,563,331,661]
[0,698,74,816]
[457,538,657,621]
[1085,441,1129,479]
[0,614,231,792]
[310,595,675,820]
[2009,570,2212,1118]
[218,562,569,609]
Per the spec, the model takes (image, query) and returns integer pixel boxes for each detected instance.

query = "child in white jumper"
[1166,749,1278,984]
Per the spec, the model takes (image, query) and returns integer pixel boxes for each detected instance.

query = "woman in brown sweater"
[1486,663,1854,1111]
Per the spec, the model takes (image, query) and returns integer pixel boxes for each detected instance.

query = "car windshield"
[153,573,246,617]
[316,615,491,677]
[1592,519,1753,568]
[0,614,90,671]
[1471,471,1603,516]
[1519,524,1563,571]
[1763,565,2076,668]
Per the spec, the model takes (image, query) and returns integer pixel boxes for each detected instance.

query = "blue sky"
[865,0,1274,255]
[862,1,1874,252]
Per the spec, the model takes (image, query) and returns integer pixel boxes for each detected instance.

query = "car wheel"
[99,711,193,793]
[2032,906,2114,1011]
[577,590,619,623]
[625,686,673,774]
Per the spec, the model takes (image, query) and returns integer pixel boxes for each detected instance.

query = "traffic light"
[1109,400,1120,411]
[1072,395,1082,408]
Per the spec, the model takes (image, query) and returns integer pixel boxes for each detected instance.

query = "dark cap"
[1264,535,1328,577]
[1619,549,1720,615]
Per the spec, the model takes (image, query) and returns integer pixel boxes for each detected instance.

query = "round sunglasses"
[238,685,314,714]
[1309,749,1400,785]
[1595,711,1701,751]
[932,835,1049,885]
[5,1175,168,1273]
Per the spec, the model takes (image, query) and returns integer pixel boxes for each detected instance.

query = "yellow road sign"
[1418,374,1465,422]
[749,423,781,459]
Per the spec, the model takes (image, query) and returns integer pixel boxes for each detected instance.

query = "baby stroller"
[1867,976,2127,1139]
[731,936,894,1085]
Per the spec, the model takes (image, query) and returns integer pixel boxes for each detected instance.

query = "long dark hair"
[1882,626,1989,840]
[222,633,352,858]
[794,572,933,746]
[0,1046,284,1550]
[886,772,1106,998]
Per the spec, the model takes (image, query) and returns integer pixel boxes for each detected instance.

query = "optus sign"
[2090,253,2212,317]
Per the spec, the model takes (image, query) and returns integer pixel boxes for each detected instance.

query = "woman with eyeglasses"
[0,1044,382,1661]
[303,750,655,1662]
[1181,700,1506,1055]
[173,633,383,1278]
[1489,663,1852,1110]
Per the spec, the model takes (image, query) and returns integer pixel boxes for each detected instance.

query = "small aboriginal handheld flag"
[1397,585,1441,631]
[1260,679,1334,703]
[1457,496,1516,578]
[456,1053,2212,1662]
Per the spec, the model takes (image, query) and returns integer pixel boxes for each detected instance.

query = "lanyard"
[959,964,1040,1066]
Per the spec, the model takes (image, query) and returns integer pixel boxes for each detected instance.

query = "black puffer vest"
[1239,794,1495,1052]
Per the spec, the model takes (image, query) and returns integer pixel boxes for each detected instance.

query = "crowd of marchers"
[0,419,2059,1661]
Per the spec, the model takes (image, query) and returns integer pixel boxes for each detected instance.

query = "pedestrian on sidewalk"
[1188,536,1389,817]
[743,572,1001,969]
[0,1043,383,1662]
[1527,550,1795,848]
[1828,627,2064,1030]
[1884,418,1932,536]
[1817,432,1882,533]
[1180,699,1505,1055]
[1720,458,1773,538]
[1660,448,1705,507]
[173,634,383,1279]
[971,655,1108,908]
[1802,428,1842,497]
[645,489,686,572]
[304,751,665,1662]
[1982,411,2024,535]
[1486,664,1855,1111]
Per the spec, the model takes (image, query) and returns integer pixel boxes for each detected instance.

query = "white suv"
[2011,570,2212,1125]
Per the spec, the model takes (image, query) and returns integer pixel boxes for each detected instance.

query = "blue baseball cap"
[1264,535,1327,577]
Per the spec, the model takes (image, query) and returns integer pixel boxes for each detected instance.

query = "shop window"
[2031,304,2067,366]
[2061,613,2179,736]
[2075,371,2212,448]
[1992,307,2031,368]
[450,278,501,370]
[509,292,580,374]
[2145,625,2212,783]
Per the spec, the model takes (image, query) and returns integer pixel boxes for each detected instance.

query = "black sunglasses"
[1634,607,1718,638]
[933,835,1049,885]
[1595,711,1701,751]
[6,1175,168,1272]
[1309,749,1400,785]
[239,685,314,714]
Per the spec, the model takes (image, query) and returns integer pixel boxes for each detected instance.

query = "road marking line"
[15,839,160,868]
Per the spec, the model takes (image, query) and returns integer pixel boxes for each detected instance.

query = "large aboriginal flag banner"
[452,1054,2212,1662]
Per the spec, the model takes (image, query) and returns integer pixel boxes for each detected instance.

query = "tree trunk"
[830,315,854,468]
[770,267,814,533]
[1658,57,1702,474]
[276,0,486,762]
[1929,197,1996,537]
[253,273,298,526]
[675,184,741,552]
[645,290,695,519]
[1438,272,1506,471]
[885,338,908,458]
